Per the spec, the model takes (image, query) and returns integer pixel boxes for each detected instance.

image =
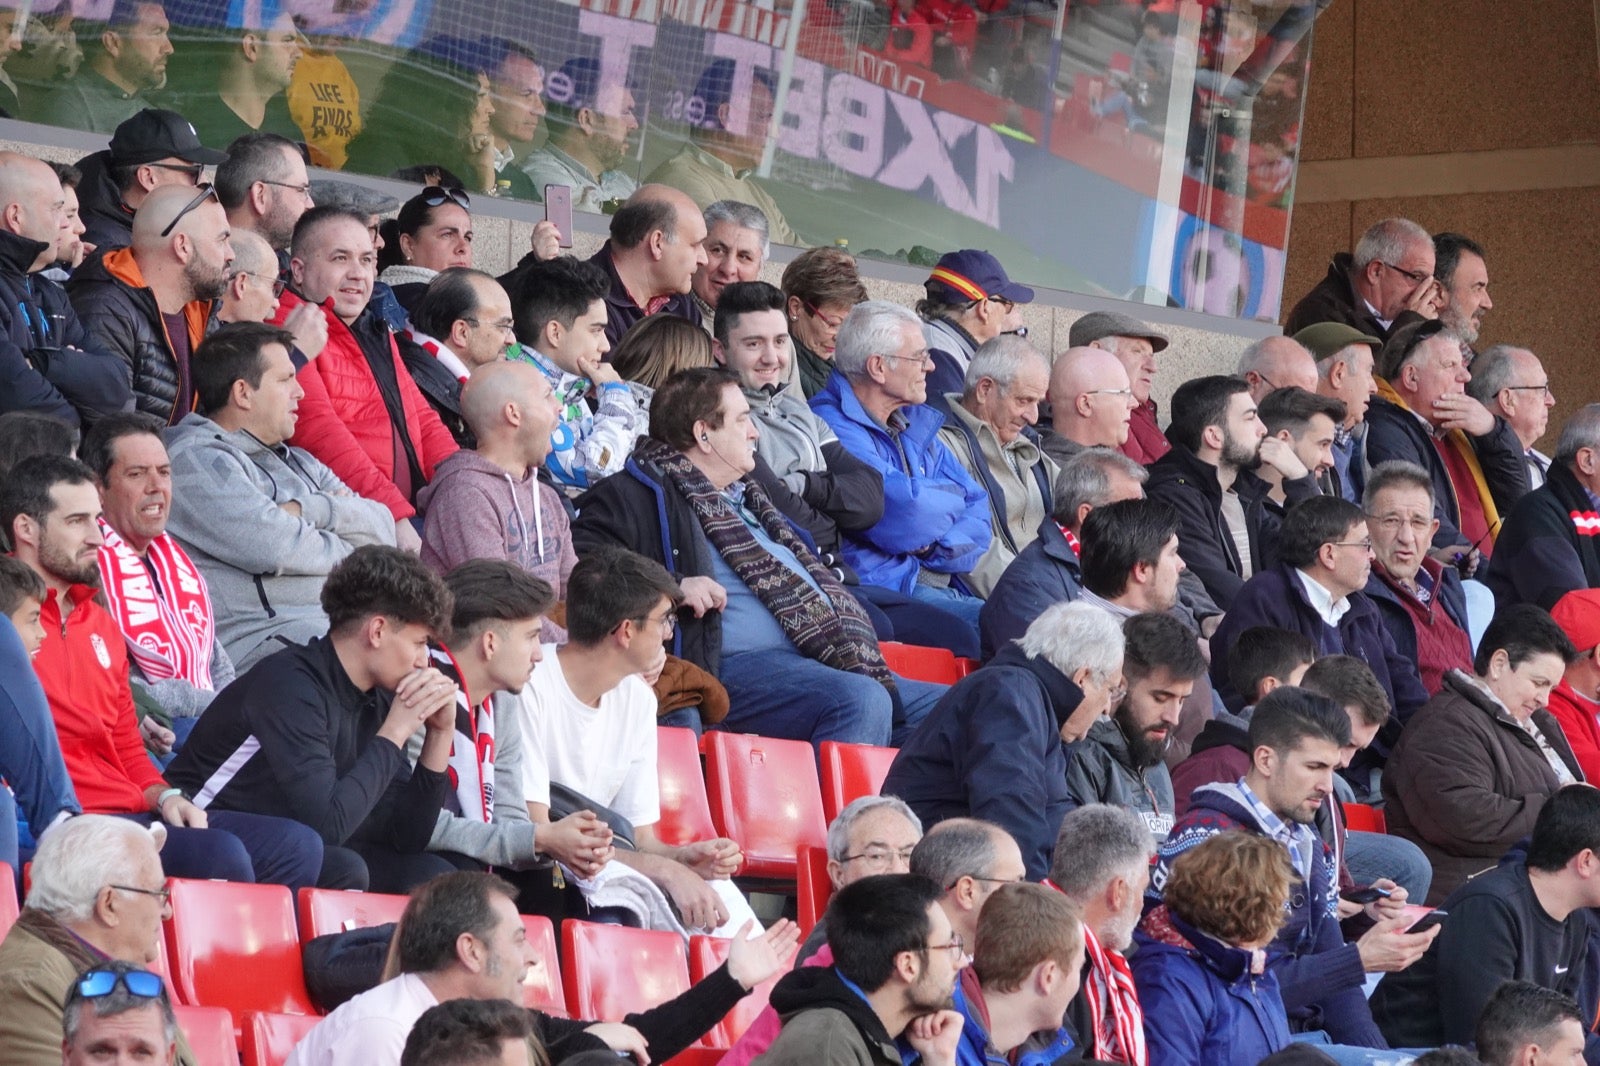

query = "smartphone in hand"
[545,184,573,248]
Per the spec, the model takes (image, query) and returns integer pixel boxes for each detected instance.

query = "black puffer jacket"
[66,246,213,425]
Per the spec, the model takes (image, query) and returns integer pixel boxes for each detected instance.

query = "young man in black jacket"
[167,544,461,893]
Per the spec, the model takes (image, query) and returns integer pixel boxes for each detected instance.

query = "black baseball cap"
[108,109,229,167]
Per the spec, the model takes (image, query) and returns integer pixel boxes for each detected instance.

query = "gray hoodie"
[745,380,836,479]
[163,413,396,670]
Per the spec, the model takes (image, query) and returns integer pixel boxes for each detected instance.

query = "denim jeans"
[1289,1030,1429,1065]
[717,648,947,747]
[852,585,981,659]
[0,617,80,851]
[1344,830,1434,907]
[908,584,984,644]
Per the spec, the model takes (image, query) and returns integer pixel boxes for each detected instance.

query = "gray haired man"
[691,199,768,320]
[62,961,178,1066]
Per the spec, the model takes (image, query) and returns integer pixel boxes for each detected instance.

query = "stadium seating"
[656,725,719,847]
[242,1011,319,1066]
[690,933,778,1049]
[562,920,690,1023]
[819,741,896,822]
[795,844,833,938]
[296,887,409,939]
[703,732,827,882]
[164,879,316,1019]
[521,914,568,1016]
[877,641,963,684]
[1343,802,1387,834]
[175,1004,239,1066]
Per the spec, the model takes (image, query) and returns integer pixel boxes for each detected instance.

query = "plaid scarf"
[635,437,893,691]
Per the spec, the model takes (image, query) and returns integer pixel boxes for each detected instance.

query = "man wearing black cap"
[916,249,1033,400]
[73,108,227,253]
[1069,310,1172,465]
[35,0,173,132]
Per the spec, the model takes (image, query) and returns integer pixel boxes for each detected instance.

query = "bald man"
[0,151,131,427]
[1041,346,1138,468]
[585,183,709,345]
[218,228,327,363]
[68,183,234,424]
[1238,334,1318,404]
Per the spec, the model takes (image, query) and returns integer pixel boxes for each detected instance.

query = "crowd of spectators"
[0,81,1592,1066]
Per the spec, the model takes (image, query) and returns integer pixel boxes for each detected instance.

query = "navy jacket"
[881,643,1082,880]
[978,516,1080,659]
[1485,461,1600,610]
[1145,440,1319,610]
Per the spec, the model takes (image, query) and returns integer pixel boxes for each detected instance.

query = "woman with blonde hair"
[1131,830,1295,1065]
[609,314,718,427]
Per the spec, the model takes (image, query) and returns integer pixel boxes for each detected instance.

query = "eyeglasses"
[885,349,935,369]
[1330,539,1373,552]
[75,968,165,1001]
[842,846,916,870]
[419,186,472,211]
[801,300,846,330]
[109,883,172,906]
[260,179,313,199]
[466,317,517,338]
[922,935,965,962]
[986,295,1015,313]
[1084,387,1134,400]
[946,874,1025,891]
[160,183,217,237]
[234,270,288,297]
[1378,261,1430,285]
[1503,383,1554,398]
[632,611,676,636]
[148,161,204,183]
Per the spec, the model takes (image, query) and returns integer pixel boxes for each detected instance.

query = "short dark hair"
[1122,611,1206,684]
[1258,387,1346,439]
[713,281,787,347]
[824,874,943,993]
[1433,232,1486,288]
[411,268,496,340]
[1525,785,1600,873]
[1247,685,1352,755]
[1226,626,1316,703]
[1079,498,1179,598]
[508,255,609,343]
[443,560,554,644]
[0,412,78,481]
[291,204,371,263]
[0,555,46,616]
[689,58,776,132]
[1474,604,1576,676]
[191,322,297,415]
[400,999,531,1066]
[0,454,97,540]
[1277,495,1366,570]
[1300,654,1390,728]
[396,871,518,974]
[1475,980,1582,1066]
[216,132,299,210]
[320,545,453,637]
[49,161,82,190]
[79,412,166,483]
[647,366,741,452]
[610,198,677,250]
[564,546,683,645]
[1166,375,1248,453]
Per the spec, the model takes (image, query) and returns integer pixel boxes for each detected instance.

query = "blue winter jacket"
[810,371,991,594]
[1129,914,1291,1066]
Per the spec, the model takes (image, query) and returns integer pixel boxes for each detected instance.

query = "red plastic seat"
[795,844,834,940]
[690,934,778,1049]
[819,742,897,823]
[163,879,315,1017]
[703,732,827,881]
[521,915,567,1017]
[657,726,718,847]
[955,657,981,677]
[1343,802,1387,834]
[562,920,690,1023]
[665,1051,727,1066]
[175,1004,239,1065]
[242,1011,319,1066]
[0,862,18,941]
[878,641,962,684]
[296,887,409,940]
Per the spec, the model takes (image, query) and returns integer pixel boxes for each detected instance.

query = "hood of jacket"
[811,367,946,448]
[923,315,977,362]
[1183,779,1270,835]
[1139,909,1270,984]
[1189,715,1250,758]
[767,965,897,1047]
[73,245,213,340]
[416,449,535,511]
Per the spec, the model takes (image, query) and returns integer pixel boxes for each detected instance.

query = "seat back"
[690,934,780,1049]
[656,726,718,847]
[1342,802,1387,834]
[164,879,314,1017]
[243,1011,319,1066]
[877,641,962,684]
[296,887,409,940]
[174,1004,239,1065]
[704,732,827,880]
[521,915,567,1017]
[795,844,834,940]
[562,920,690,1023]
[0,862,17,941]
[818,742,897,823]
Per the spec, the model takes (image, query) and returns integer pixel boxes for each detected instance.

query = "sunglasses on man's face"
[160,183,218,237]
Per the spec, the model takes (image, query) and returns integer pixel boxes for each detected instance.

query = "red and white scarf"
[430,646,496,824]
[1045,879,1146,1066]
[95,521,215,688]
[405,327,471,384]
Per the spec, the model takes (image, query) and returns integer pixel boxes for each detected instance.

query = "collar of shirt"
[1361,296,1392,332]
[1078,588,1137,619]
[1294,568,1351,626]
[492,143,517,174]
[1235,777,1315,882]
[1334,424,1352,449]
[684,140,753,179]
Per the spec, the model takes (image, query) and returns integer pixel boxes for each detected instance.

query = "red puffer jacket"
[276,290,458,520]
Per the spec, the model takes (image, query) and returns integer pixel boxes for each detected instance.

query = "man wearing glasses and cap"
[73,108,227,253]
[917,249,1032,400]
[1297,320,1381,503]
[1068,309,1173,466]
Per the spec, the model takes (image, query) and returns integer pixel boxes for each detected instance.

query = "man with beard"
[1256,387,1347,502]
[1147,374,1320,610]
[1433,232,1493,362]
[1064,612,1205,844]
[1152,687,1437,1053]
[1467,343,1556,492]
[216,132,314,259]
[67,183,234,425]
[755,874,966,1066]
[187,15,303,149]
[521,57,641,212]
[36,0,173,132]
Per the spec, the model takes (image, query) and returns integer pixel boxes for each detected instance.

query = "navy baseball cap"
[926,249,1034,305]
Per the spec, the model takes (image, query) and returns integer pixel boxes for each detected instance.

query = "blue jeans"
[0,618,81,848]
[852,585,981,659]
[1289,1031,1429,1065]
[1343,830,1433,907]
[909,585,983,642]
[116,810,326,892]
[717,648,946,747]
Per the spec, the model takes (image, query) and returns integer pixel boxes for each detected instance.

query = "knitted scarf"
[635,437,893,691]
[430,645,496,824]
[96,520,215,689]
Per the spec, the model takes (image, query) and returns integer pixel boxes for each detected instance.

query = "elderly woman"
[781,246,868,399]
[1132,831,1293,1066]
[1383,603,1582,904]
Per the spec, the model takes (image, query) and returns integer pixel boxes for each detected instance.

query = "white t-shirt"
[515,644,661,828]
[285,972,436,1066]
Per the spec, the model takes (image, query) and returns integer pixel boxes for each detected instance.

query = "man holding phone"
[1370,784,1600,1057]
